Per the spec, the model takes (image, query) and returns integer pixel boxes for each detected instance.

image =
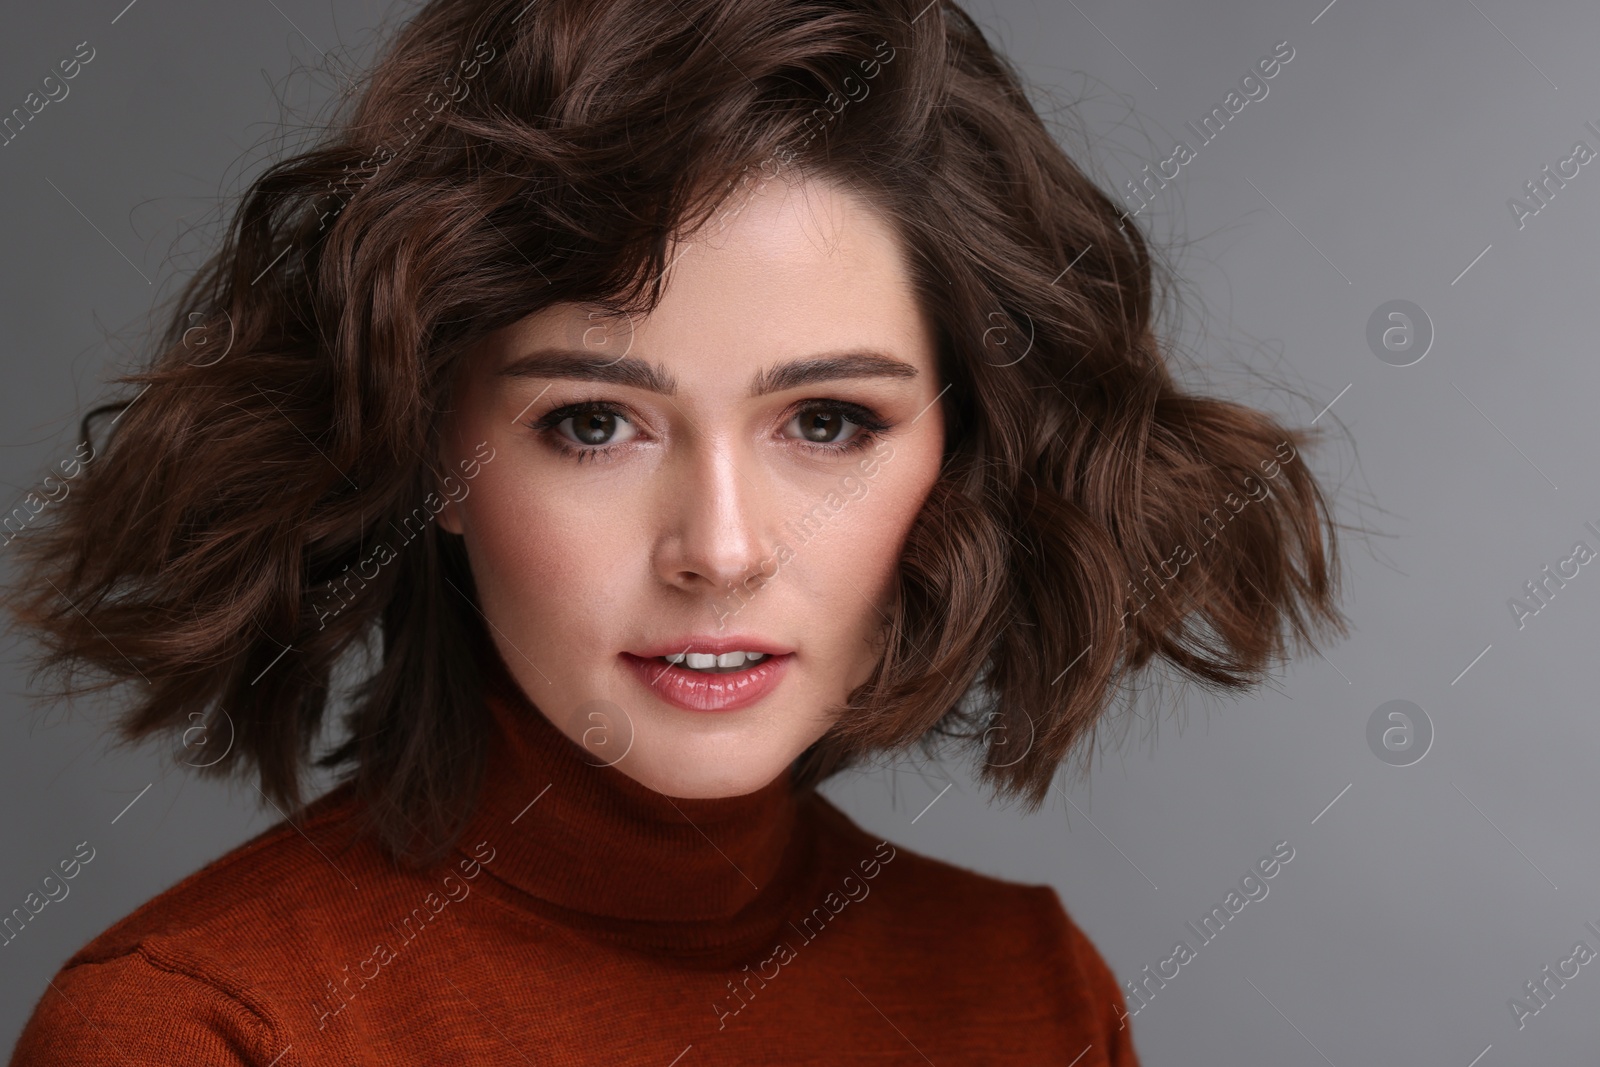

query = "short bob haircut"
[5,0,1345,865]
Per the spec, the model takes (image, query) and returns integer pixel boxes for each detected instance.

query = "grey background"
[1,0,1593,1064]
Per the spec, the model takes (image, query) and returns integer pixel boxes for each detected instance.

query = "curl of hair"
[2,0,1345,864]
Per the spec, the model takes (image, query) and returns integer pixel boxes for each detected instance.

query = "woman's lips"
[619,651,792,712]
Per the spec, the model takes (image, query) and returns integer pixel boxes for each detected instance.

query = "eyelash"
[527,398,893,465]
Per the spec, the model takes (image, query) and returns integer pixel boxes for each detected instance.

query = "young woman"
[5,0,1344,1063]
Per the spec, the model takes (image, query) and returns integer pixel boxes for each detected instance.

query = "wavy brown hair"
[3,0,1346,864]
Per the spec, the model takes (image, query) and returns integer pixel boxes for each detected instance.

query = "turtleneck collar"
[455,642,816,961]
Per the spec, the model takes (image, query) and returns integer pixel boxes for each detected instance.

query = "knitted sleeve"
[8,949,286,1066]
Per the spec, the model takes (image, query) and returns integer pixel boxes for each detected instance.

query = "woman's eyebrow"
[497,348,920,397]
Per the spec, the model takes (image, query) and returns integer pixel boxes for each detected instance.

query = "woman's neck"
[451,649,814,960]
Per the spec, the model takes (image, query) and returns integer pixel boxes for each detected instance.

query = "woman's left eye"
[782,401,892,453]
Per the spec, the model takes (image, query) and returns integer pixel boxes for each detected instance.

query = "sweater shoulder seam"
[47,942,286,1061]
[132,940,281,1035]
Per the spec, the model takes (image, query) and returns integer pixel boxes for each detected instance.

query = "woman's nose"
[651,437,774,595]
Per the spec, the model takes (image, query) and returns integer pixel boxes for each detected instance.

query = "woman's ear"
[436,472,471,535]
[434,348,491,540]
[437,490,465,535]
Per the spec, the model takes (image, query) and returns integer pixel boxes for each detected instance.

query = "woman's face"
[437,175,946,798]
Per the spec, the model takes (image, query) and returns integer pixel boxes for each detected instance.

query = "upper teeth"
[664,651,769,669]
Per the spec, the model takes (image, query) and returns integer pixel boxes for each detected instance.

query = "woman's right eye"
[561,407,635,447]
[528,402,640,462]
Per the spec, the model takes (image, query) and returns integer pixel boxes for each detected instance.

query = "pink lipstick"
[619,650,792,712]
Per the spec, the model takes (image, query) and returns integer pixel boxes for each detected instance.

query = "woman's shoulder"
[805,787,1096,926]
[7,782,418,1066]
[803,789,1139,1057]
[57,781,375,959]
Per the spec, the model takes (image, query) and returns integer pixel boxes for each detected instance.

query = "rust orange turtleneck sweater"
[9,653,1140,1065]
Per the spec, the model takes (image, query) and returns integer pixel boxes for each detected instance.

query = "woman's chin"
[609,745,790,800]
